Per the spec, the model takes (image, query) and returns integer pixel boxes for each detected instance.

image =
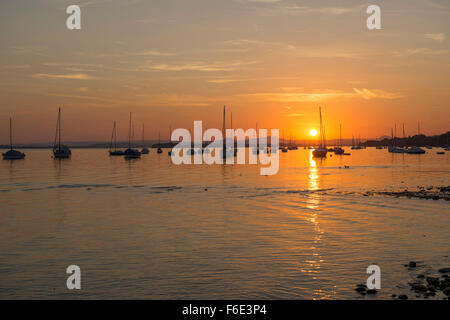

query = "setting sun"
[309,129,318,137]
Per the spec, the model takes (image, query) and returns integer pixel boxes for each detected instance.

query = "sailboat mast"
[222,106,226,136]
[142,123,145,148]
[339,123,342,147]
[231,112,233,130]
[319,106,323,147]
[109,121,115,151]
[9,117,12,150]
[256,122,259,148]
[114,121,117,151]
[128,113,132,148]
[58,107,61,149]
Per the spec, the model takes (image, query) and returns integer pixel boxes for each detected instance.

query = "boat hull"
[109,151,125,156]
[312,148,327,158]
[2,150,25,160]
[53,147,71,159]
[124,148,141,159]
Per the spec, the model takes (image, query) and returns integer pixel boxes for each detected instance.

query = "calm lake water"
[0,148,449,299]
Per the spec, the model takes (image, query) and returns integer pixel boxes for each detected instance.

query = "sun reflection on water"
[304,150,329,299]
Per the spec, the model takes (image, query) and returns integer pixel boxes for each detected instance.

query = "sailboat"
[334,124,345,155]
[53,108,71,159]
[124,112,141,159]
[253,121,260,155]
[2,117,25,160]
[388,127,406,153]
[109,121,125,156]
[141,123,149,154]
[312,106,328,158]
[157,132,163,154]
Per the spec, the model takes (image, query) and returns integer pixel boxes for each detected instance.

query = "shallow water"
[0,148,449,299]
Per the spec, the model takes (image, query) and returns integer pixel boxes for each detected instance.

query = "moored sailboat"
[141,123,149,154]
[53,108,71,159]
[124,112,141,159]
[312,106,328,158]
[2,117,25,160]
[333,124,345,155]
[109,121,125,156]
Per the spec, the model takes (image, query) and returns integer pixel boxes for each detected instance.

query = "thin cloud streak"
[33,73,96,80]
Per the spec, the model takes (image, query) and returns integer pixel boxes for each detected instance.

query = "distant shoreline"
[1,131,449,149]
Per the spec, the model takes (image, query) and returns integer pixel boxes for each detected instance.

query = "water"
[0,148,449,299]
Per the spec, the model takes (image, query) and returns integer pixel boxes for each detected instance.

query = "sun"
[309,129,318,137]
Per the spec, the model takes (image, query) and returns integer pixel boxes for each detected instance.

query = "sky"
[0,0,449,144]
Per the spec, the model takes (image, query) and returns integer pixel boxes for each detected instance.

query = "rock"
[438,267,450,273]
[426,277,440,286]
[409,261,417,268]
[443,287,450,296]
[398,294,408,300]
[411,283,427,292]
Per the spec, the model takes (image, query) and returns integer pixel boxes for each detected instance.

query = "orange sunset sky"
[0,0,449,144]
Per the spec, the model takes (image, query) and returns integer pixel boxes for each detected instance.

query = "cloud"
[98,50,176,58]
[286,113,304,117]
[33,73,95,80]
[257,5,356,17]
[352,88,404,100]
[238,88,404,102]
[152,61,258,72]
[425,33,446,43]
[392,48,449,56]
[0,65,31,69]
[239,91,353,102]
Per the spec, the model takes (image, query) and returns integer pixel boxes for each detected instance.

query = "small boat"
[334,126,345,155]
[157,148,163,154]
[3,118,25,160]
[124,112,141,159]
[388,146,407,153]
[124,148,141,159]
[312,106,328,158]
[388,128,406,153]
[281,147,288,153]
[313,147,328,157]
[141,123,149,154]
[53,108,71,159]
[425,145,432,150]
[109,121,125,156]
[437,151,445,155]
[406,146,425,154]
[376,146,383,149]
